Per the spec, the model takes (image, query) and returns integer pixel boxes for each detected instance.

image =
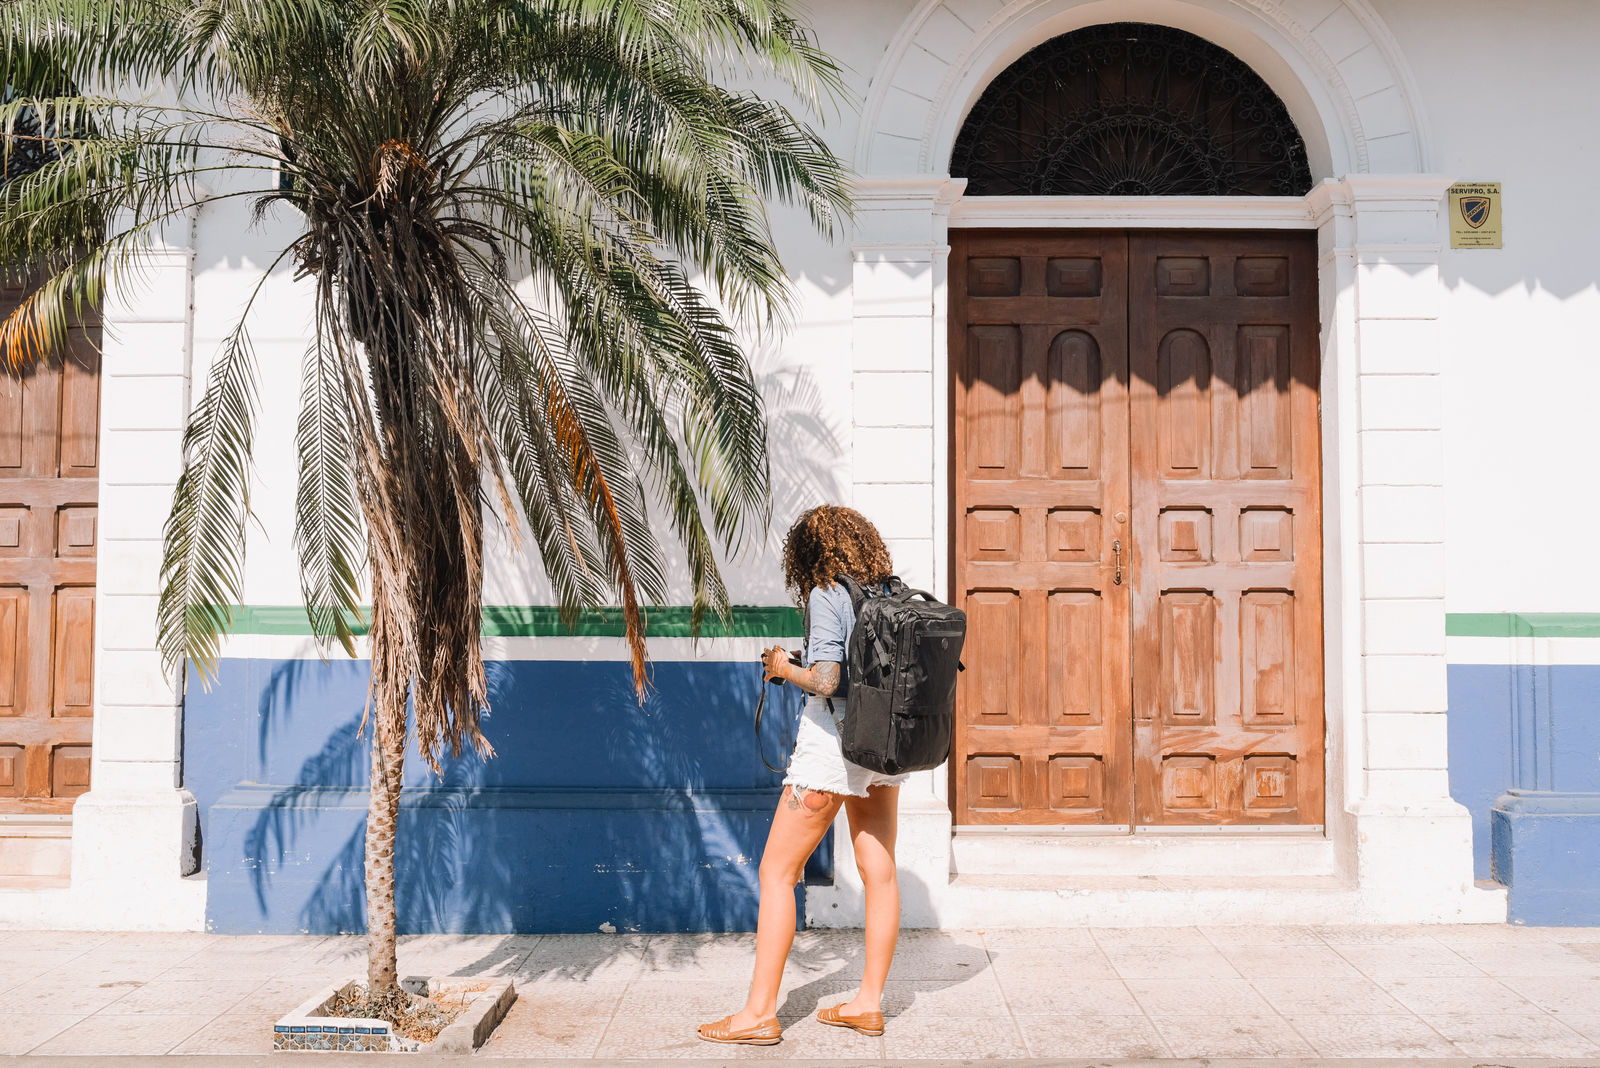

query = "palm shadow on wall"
[225,276,843,936]
[240,648,811,935]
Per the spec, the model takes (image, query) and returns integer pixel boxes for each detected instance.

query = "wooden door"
[0,283,99,814]
[1128,232,1323,825]
[951,231,1133,825]
[950,229,1323,828]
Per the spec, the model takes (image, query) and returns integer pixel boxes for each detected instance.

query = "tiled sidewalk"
[5,925,1600,1059]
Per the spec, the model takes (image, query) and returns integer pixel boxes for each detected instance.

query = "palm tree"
[1,0,849,1011]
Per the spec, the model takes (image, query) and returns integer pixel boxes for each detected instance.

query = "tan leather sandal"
[696,1014,782,1045]
[817,1003,885,1036]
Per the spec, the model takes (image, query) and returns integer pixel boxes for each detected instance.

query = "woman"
[697,505,906,1045]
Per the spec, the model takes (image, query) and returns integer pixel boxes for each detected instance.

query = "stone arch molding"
[857,0,1430,180]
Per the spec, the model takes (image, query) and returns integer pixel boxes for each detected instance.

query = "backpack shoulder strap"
[832,573,868,615]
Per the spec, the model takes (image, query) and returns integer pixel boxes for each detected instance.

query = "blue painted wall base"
[1449,662,1600,888]
[184,657,826,934]
[1492,790,1600,925]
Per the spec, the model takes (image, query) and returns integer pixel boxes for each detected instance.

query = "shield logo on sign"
[1460,196,1491,230]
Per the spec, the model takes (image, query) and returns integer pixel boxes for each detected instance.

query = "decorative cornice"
[1308,175,1450,232]
[850,175,966,204]
[1339,173,1454,200]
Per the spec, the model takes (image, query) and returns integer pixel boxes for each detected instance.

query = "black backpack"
[826,574,966,775]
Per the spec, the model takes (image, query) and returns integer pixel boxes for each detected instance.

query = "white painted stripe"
[1538,637,1600,667]
[216,633,369,661]
[1447,635,1600,667]
[216,632,779,663]
[485,635,774,663]
[226,633,1600,666]
[1446,635,1519,666]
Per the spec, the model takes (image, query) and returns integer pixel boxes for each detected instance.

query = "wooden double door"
[951,230,1323,828]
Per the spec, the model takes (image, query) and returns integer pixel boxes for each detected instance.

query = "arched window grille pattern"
[951,23,1313,197]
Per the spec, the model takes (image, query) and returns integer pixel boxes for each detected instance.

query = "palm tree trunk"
[365,705,407,999]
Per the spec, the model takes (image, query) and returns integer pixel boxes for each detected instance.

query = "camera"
[768,650,803,685]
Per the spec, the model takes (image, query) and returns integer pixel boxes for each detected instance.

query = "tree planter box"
[273,976,516,1053]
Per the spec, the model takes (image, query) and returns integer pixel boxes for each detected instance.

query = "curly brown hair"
[781,505,894,605]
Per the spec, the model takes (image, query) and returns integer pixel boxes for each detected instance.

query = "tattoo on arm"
[791,661,841,697]
[813,662,841,697]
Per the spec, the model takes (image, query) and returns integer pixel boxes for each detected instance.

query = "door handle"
[1112,538,1123,585]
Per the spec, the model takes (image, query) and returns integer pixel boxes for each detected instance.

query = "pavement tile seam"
[1242,974,1415,1016]
[1274,1008,1433,1059]
[592,956,643,1057]
[1016,1013,1175,1058]
[1272,1012,1321,1058]
[0,1013,81,1056]
[1476,968,1597,1023]
[1147,1011,1315,1058]
[976,938,1026,1057]
[25,1010,218,1056]
[1419,1011,1600,1057]
[1285,1011,1463,1057]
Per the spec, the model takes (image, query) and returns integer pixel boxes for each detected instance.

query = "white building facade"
[4,0,1596,932]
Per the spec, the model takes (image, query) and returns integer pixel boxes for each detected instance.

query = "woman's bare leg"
[838,785,900,1013]
[718,784,843,1030]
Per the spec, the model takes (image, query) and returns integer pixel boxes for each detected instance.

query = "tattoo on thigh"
[787,785,831,812]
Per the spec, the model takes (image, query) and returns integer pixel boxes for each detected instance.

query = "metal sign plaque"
[1449,181,1502,249]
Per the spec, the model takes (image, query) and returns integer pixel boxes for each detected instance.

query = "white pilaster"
[1319,175,1502,921]
[811,177,965,927]
[847,176,964,604]
[65,216,205,929]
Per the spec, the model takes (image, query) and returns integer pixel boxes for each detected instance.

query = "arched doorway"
[946,25,1324,828]
[819,0,1495,928]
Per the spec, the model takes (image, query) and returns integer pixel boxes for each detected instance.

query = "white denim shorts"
[781,697,910,798]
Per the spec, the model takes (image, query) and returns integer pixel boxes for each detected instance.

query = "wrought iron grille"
[950,23,1313,197]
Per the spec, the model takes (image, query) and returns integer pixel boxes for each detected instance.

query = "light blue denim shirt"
[802,583,854,720]
[803,583,853,673]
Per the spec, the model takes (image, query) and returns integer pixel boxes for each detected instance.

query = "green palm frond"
[4,0,854,1009]
[293,335,366,657]
[3,0,852,768]
[155,315,261,682]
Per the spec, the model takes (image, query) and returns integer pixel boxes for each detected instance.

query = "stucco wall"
[1362,0,1600,892]
[1369,0,1600,614]
[160,0,1600,930]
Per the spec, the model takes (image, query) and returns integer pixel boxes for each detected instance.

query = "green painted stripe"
[480,605,802,638]
[223,604,803,638]
[229,608,1600,639]
[1446,613,1600,638]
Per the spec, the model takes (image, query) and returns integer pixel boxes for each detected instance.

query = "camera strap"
[754,678,788,775]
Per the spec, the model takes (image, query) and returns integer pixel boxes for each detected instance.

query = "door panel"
[952,229,1323,828]
[1129,232,1323,826]
[952,231,1132,826]
[0,283,99,814]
